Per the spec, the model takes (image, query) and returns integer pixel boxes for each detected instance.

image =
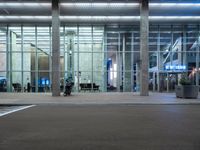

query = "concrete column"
[52,0,60,96]
[6,26,12,92]
[140,0,149,96]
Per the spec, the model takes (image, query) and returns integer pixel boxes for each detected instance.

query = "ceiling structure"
[0,0,200,24]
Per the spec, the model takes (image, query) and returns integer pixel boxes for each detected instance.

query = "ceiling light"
[0,15,200,22]
[0,2,200,8]
[60,3,139,7]
[0,16,51,20]
[150,16,200,20]
[0,3,50,7]
[60,16,140,21]
[150,3,200,7]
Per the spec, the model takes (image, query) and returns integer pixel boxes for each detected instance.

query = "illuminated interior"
[0,1,200,93]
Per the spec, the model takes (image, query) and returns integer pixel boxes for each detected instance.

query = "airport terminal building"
[0,0,200,96]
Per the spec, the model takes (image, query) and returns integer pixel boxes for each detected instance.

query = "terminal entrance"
[60,26,105,93]
[60,26,140,93]
[150,72,183,92]
[0,25,200,93]
[106,31,137,92]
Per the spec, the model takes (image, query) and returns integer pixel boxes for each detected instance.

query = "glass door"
[106,31,133,92]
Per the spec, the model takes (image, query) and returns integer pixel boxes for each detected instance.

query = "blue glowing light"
[46,80,50,85]
[41,79,46,85]
[165,65,186,70]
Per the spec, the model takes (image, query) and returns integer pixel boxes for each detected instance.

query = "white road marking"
[0,105,35,117]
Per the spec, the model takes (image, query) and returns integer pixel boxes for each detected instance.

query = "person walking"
[27,82,31,92]
[160,75,164,92]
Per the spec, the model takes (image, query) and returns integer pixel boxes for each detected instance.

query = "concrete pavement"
[0,92,200,105]
[1,105,200,150]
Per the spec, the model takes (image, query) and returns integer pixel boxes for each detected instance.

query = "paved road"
[0,104,200,150]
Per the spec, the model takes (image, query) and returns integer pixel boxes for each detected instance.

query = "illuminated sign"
[165,65,186,70]
[46,80,50,85]
[40,78,50,86]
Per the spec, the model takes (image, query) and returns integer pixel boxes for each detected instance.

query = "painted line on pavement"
[0,105,35,117]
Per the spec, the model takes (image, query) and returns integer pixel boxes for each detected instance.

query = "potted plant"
[175,74,199,99]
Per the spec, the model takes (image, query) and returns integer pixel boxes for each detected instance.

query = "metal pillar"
[136,62,139,92]
[35,26,38,92]
[131,32,134,92]
[122,34,125,92]
[182,25,187,67]
[103,27,107,92]
[117,32,121,92]
[140,0,149,96]
[52,0,60,96]
[77,25,80,92]
[153,72,156,91]
[91,26,94,92]
[21,25,24,92]
[196,25,200,86]
[196,47,200,86]
[49,26,52,92]
[170,25,173,66]
[157,25,161,92]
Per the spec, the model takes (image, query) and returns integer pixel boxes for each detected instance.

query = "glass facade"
[0,24,199,93]
[149,25,200,92]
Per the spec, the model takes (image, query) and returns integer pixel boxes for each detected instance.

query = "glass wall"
[61,26,104,92]
[0,24,199,93]
[0,26,7,92]
[0,26,51,92]
[149,25,200,92]
[105,25,140,92]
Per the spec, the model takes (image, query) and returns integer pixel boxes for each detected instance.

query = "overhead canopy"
[0,0,200,24]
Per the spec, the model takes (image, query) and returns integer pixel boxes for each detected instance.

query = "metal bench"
[80,83,99,92]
